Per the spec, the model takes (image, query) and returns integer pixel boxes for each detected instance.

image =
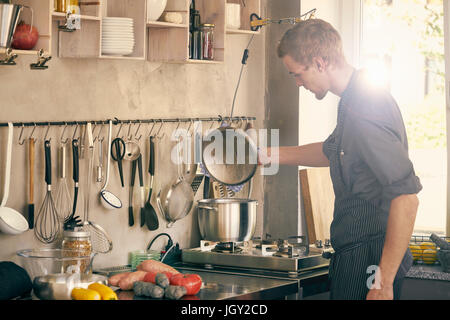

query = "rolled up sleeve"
[351,117,422,202]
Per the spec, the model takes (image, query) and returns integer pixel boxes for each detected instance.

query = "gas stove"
[181,236,332,276]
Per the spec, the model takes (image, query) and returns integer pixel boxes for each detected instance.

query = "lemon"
[422,249,438,264]
[88,283,118,300]
[420,242,436,250]
[71,287,101,300]
[409,244,422,261]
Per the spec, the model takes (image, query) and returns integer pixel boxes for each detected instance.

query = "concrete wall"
[0,17,266,268]
[263,0,301,239]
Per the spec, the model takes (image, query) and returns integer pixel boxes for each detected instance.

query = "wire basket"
[129,250,161,270]
[409,234,450,266]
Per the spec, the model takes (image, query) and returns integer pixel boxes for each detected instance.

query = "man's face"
[282,54,329,100]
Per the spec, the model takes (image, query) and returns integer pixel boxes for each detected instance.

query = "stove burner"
[212,242,243,253]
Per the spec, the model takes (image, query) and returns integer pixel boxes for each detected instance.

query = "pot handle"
[198,205,217,211]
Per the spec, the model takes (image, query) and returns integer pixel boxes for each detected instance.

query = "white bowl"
[0,207,29,235]
[147,0,167,21]
[102,26,134,31]
[102,35,135,40]
[102,22,134,27]
[103,17,134,22]
[102,42,135,47]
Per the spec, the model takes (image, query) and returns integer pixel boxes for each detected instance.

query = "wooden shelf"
[52,12,101,21]
[0,47,50,56]
[99,54,145,60]
[226,28,259,35]
[8,0,52,56]
[187,59,223,64]
[147,21,188,28]
[2,0,261,64]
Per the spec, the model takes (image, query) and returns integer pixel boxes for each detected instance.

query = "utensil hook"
[29,123,37,141]
[72,123,79,140]
[186,119,194,137]
[18,124,26,145]
[155,120,165,139]
[126,121,134,140]
[147,121,157,137]
[60,122,69,144]
[134,120,142,141]
[116,122,124,139]
[44,123,51,142]
[94,123,105,142]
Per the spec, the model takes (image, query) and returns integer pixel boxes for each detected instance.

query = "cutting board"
[299,167,335,244]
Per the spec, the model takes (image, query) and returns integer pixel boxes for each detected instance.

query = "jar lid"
[63,230,90,238]
[201,23,215,27]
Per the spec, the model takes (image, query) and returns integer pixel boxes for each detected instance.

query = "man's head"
[277,19,347,99]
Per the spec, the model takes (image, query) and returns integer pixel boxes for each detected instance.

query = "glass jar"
[61,230,92,274]
[200,24,214,60]
[56,0,80,14]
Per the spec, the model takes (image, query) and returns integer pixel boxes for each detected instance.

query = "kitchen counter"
[405,264,450,281]
[115,266,329,300]
[116,269,299,300]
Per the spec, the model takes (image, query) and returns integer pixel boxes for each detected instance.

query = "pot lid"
[201,126,257,186]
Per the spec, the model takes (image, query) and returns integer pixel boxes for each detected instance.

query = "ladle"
[124,122,141,161]
[100,120,122,210]
[0,123,28,235]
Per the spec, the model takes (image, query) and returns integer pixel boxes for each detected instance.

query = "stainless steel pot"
[197,198,257,242]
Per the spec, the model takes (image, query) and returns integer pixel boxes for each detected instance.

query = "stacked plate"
[102,17,135,56]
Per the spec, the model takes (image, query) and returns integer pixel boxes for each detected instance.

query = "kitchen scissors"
[111,137,126,187]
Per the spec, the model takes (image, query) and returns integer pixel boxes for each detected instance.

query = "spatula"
[144,136,159,230]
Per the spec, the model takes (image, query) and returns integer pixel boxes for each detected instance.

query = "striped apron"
[323,104,413,300]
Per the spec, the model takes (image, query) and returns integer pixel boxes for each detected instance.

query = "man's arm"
[260,142,330,167]
[367,193,419,300]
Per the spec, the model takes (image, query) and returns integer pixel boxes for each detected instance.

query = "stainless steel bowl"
[33,273,108,300]
[197,198,257,242]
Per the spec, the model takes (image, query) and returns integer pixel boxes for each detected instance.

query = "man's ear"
[314,57,327,72]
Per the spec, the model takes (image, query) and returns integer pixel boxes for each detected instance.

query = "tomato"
[169,273,202,296]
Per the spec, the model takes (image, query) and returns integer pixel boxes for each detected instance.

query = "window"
[361,0,447,234]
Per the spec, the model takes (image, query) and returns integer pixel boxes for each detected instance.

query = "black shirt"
[325,69,422,213]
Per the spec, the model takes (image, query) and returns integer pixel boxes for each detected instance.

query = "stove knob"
[315,240,323,248]
[322,251,333,259]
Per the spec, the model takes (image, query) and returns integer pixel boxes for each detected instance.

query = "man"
[262,18,422,300]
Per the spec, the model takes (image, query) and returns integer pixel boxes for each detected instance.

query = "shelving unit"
[1,0,262,64]
[225,0,260,34]
[0,0,52,56]
[146,0,189,63]
[101,0,146,60]
[55,0,102,58]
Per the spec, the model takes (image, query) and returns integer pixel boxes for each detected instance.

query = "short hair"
[277,18,346,67]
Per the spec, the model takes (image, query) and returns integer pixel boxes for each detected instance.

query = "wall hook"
[30,49,51,70]
[0,48,18,66]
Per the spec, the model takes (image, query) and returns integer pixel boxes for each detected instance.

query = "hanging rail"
[0,116,255,127]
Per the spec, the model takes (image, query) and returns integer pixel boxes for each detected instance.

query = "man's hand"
[366,285,393,300]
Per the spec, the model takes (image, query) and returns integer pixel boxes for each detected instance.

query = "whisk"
[35,140,60,244]
[55,141,72,222]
